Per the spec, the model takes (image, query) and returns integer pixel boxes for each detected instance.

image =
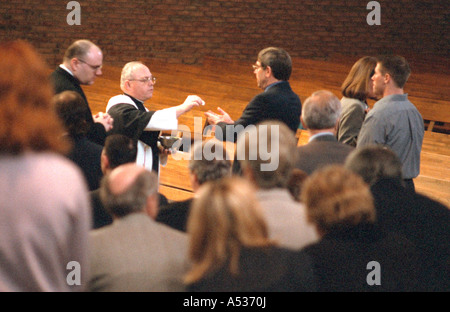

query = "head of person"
[185,177,273,284]
[101,134,137,174]
[100,164,159,219]
[236,120,297,189]
[301,165,376,236]
[287,168,309,202]
[254,47,292,89]
[345,145,403,186]
[341,56,377,101]
[0,40,69,155]
[188,139,232,191]
[301,90,342,132]
[372,55,411,97]
[63,39,103,85]
[52,90,90,138]
[120,61,156,102]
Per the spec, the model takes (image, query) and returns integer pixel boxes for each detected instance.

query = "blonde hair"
[185,177,273,284]
[301,165,375,234]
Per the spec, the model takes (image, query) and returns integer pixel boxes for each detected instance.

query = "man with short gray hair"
[295,90,354,175]
[88,163,190,292]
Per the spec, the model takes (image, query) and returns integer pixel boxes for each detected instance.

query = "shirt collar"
[264,81,284,92]
[308,132,334,142]
[59,64,73,76]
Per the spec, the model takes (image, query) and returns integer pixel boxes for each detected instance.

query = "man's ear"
[265,65,273,78]
[300,116,307,130]
[70,58,80,72]
[100,152,109,174]
[384,72,391,85]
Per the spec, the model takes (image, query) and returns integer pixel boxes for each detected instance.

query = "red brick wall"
[0,0,448,67]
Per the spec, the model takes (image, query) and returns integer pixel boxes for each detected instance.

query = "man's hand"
[176,95,205,117]
[204,107,233,125]
[94,112,114,132]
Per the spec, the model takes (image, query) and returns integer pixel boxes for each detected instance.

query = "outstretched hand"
[204,107,233,125]
[94,112,114,132]
[176,95,205,117]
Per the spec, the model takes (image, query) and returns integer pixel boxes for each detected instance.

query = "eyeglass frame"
[128,76,157,84]
[252,62,267,71]
[77,58,103,71]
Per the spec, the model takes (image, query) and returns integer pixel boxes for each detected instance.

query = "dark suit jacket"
[50,67,107,146]
[215,81,301,142]
[302,223,423,291]
[67,135,103,191]
[187,246,316,292]
[295,134,354,175]
[370,178,450,291]
[156,198,193,232]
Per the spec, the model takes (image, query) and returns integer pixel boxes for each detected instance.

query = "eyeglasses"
[129,76,157,84]
[252,64,265,71]
[77,58,102,71]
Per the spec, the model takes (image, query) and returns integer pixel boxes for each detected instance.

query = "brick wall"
[0,0,448,67]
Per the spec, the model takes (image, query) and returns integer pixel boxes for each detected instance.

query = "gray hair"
[120,61,145,90]
[237,120,297,189]
[345,145,403,186]
[189,139,232,185]
[302,90,342,130]
[100,169,158,217]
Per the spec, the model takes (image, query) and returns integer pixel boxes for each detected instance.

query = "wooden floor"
[79,55,450,207]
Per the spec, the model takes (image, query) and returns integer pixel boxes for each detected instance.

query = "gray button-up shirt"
[357,94,424,179]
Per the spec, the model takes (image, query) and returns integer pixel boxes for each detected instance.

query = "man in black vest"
[106,61,204,174]
[50,39,113,146]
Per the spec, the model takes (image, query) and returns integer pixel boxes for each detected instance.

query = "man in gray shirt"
[357,55,424,193]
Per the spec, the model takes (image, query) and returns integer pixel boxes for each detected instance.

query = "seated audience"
[296,90,354,175]
[0,40,90,291]
[236,121,319,250]
[345,145,450,291]
[157,139,232,232]
[300,165,423,291]
[88,164,190,292]
[53,90,103,191]
[337,56,377,146]
[185,177,315,292]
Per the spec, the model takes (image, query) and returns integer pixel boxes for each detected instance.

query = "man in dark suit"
[205,47,301,173]
[295,90,354,175]
[50,39,113,146]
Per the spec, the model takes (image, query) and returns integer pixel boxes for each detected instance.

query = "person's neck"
[125,93,144,103]
[383,85,404,98]
[263,78,281,90]
[308,128,336,136]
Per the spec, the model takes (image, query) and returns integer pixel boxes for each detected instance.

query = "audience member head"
[120,61,156,102]
[63,39,103,85]
[287,168,309,202]
[301,165,375,236]
[185,177,273,284]
[188,139,232,191]
[372,55,411,98]
[301,90,342,132]
[100,164,159,219]
[101,134,137,173]
[0,40,69,155]
[345,145,403,186]
[253,47,291,89]
[52,90,90,138]
[341,56,377,101]
[236,120,297,189]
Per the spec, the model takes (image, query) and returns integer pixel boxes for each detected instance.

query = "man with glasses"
[205,47,301,139]
[50,39,113,146]
[205,47,302,174]
[106,61,204,174]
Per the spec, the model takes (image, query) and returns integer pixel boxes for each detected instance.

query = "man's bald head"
[100,164,159,218]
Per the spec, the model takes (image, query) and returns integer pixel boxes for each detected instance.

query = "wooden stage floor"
[78,56,450,207]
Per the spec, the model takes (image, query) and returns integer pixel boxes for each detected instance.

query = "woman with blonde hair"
[185,177,315,292]
[336,56,377,146]
[0,40,91,291]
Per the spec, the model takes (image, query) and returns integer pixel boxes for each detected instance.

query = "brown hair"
[377,55,411,88]
[0,40,69,155]
[53,91,90,137]
[185,177,274,284]
[341,56,377,101]
[301,165,375,235]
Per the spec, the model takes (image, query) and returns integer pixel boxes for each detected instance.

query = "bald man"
[88,164,190,292]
